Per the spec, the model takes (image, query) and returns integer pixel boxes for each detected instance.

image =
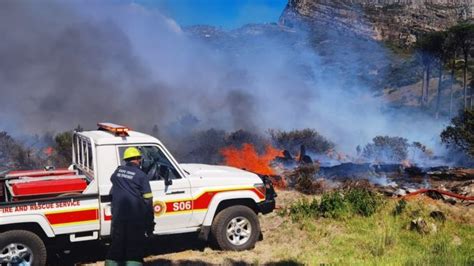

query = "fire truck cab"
[0,123,276,265]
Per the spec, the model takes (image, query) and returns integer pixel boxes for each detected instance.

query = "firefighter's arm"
[140,174,155,234]
[143,193,155,235]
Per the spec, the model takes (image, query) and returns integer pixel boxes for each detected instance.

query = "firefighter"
[105,147,154,266]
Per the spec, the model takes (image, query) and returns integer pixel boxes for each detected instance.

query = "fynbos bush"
[319,191,349,219]
[269,128,334,155]
[345,188,381,217]
[288,188,383,221]
[288,198,319,221]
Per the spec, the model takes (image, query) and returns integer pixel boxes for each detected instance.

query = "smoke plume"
[0,0,448,157]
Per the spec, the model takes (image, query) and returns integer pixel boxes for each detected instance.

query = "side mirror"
[160,165,172,186]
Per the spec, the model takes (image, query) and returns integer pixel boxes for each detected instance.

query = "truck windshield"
[118,146,181,181]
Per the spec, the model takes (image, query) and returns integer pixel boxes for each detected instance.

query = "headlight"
[254,183,266,197]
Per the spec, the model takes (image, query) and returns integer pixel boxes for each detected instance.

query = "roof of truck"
[78,130,164,146]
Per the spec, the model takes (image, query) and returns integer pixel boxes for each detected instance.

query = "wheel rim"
[226,216,252,246]
[0,243,34,266]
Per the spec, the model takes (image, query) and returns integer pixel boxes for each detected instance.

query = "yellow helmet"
[123,147,141,160]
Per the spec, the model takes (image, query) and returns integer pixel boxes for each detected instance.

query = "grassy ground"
[76,190,473,265]
[278,194,473,265]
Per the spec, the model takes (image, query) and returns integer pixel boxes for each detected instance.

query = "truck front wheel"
[0,230,47,266]
[211,205,260,251]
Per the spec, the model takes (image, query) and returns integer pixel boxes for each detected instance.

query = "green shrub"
[287,188,382,221]
[319,191,349,219]
[345,188,381,217]
[392,199,407,216]
[288,198,319,221]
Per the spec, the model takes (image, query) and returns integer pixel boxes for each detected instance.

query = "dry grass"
[61,190,473,265]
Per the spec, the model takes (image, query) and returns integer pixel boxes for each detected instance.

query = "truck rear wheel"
[211,205,260,251]
[0,230,47,266]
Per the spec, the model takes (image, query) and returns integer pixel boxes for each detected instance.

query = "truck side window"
[118,146,181,181]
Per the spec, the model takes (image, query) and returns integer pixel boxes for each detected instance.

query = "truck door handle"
[166,190,185,195]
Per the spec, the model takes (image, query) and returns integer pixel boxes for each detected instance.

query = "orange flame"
[43,146,54,156]
[220,143,282,175]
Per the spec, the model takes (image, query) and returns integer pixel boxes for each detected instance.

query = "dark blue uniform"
[106,162,154,263]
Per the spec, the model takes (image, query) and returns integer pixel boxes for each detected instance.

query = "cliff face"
[280,0,473,46]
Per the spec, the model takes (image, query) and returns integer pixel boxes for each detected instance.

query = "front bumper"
[258,199,276,214]
[257,175,277,214]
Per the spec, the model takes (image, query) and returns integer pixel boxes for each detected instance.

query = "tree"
[424,31,450,118]
[54,131,73,167]
[416,33,438,107]
[362,136,409,162]
[0,131,18,168]
[449,23,474,109]
[0,131,43,170]
[268,129,334,155]
[445,29,460,117]
[441,109,474,157]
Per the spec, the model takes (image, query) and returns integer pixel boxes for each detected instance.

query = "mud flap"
[198,226,211,241]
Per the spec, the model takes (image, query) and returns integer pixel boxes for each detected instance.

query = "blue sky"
[135,0,287,29]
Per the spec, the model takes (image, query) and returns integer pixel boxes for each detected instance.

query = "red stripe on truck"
[46,209,99,226]
[104,187,265,220]
[165,187,265,214]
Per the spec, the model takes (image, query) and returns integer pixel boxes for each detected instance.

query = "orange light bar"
[97,122,130,136]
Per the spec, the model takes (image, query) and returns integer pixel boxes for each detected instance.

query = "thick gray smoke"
[0,1,447,156]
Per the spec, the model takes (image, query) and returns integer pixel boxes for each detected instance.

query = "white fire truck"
[0,123,276,265]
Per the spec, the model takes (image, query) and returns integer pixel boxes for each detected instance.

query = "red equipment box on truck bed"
[10,177,87,198]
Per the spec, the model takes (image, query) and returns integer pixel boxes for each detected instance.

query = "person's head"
[123,147,142,166]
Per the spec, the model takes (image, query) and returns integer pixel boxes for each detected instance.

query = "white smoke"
[0,0,449,159]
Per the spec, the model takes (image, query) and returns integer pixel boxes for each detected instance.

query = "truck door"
[117,145,192,232]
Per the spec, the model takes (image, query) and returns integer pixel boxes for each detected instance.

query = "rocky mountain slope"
[280,0,473,46]
[184,0,471,113]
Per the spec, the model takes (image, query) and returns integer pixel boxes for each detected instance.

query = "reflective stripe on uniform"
[143,193,153,199]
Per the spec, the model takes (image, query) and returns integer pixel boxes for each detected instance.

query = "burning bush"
[362,136,409,163]
[172,129,269,164]
[288,164,323,194]
[220,143,281,175]
[224,129,268,153]
[269,128,334,155]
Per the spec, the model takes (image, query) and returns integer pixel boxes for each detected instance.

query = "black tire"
[210,205,260,251]
[0,230,47,266]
